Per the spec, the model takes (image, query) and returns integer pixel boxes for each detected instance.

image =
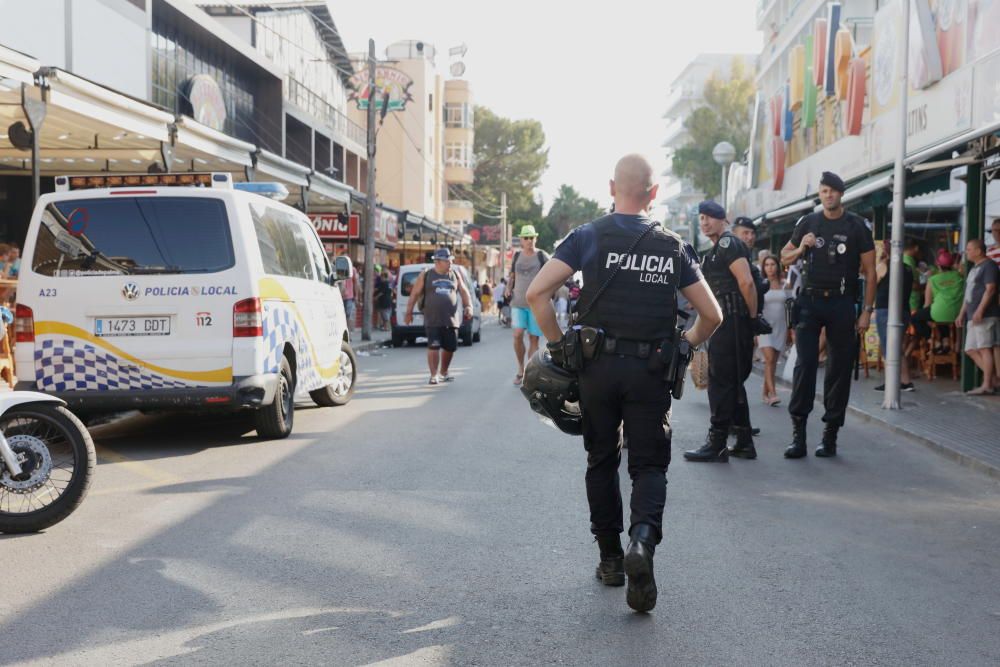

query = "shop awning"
[172,115,254,170]
[759,195,817,224]
[256,149,310,188]
[307,171,353,207]
[0,44,38,86]
[905,118,1000,168]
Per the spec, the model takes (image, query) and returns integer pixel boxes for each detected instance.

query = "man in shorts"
[956,238,999,395]
[405,248,474,385]
[505,225,550,385]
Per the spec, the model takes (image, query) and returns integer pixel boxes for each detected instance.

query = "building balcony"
[444,200,473,227]
[444,165,474,185]
[756,0,779,30]
[662,85,699,120]
[662,119,688,149]
[286,77,366,149]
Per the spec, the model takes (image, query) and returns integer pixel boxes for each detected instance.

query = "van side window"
[303,224,331,283]
[251,204,316,280]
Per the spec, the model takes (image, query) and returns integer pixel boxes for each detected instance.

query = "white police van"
[14,172,356,439]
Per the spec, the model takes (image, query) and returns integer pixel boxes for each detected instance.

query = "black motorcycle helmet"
[520,350,583,436]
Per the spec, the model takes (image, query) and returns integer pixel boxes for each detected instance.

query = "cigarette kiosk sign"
[310,213,359,240]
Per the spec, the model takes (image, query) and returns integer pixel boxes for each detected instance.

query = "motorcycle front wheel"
[0,404,95,533]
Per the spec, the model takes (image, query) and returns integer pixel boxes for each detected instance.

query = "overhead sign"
[348,66,414,112]
[375,208,399,246]
[311,213,359,240]
[185,74,227,131]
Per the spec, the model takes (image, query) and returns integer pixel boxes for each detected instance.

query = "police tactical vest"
[702,231,748,298]
[576,216,680,341]
[799,212,862,293]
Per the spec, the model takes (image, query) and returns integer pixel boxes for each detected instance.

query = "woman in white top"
[758,255,790,406]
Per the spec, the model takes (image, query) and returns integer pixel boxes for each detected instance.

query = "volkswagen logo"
[122,283,140,301]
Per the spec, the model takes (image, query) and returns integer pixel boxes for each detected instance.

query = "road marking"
[96,445,182,485]
[401,616,461,634]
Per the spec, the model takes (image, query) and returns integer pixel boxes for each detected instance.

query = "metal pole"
[500,192,508,279]
[362,39,377,342]
[883,0,911,410]
[721,165,728,206]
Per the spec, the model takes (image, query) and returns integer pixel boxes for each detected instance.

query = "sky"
[330,0,762,212]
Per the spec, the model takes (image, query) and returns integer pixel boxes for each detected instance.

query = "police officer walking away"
[526,154,722,613]
[780,172,876,457]
[684,202,759,462]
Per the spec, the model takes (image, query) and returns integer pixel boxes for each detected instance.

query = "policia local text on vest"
[521,154,723,614]
[780,171,877,459]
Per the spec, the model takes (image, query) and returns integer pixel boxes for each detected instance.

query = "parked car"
[391,263,481,347]
[14,173,357,439]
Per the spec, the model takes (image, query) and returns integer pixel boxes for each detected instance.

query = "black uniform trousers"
[789,294,857,427]
[707,311,754,429]
[578,354,672,544]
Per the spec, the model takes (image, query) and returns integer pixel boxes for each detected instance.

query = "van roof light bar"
[54,172,234,192]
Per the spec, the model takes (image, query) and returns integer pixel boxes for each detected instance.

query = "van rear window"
[31,197,234,277]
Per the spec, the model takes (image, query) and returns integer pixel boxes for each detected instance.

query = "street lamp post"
[712,141,737,206]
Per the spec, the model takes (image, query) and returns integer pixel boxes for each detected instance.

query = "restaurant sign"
[348,66,414,112]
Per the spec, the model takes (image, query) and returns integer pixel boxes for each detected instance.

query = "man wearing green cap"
[506,225,550,385]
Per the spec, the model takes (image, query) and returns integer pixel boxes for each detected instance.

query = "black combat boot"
[783,416,808,459]
[729,426,757,459]
[624,524,658,612]
[594,534,625,586]
[684,427,730,462]
[730,425,761,437]
[815,423,839,457]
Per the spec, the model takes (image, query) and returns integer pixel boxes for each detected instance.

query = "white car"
[14,172,356,439]
[391,263,481,348]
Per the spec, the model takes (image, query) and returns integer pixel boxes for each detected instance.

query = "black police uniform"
[554,213,701,611]
[785,209,874,457]
[684,230,755,462]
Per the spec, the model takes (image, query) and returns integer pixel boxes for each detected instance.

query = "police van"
[14,172,356,439]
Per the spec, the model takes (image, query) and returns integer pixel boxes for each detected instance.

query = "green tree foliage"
[671,58,755,199]
[540,185,604,249]
[464,106,549,231]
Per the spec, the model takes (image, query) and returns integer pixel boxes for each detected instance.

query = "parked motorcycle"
[0,392,95,533]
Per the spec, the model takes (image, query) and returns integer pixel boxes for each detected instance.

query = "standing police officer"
[780,171,876,457]
[684,202,759,462]
[527,154,722,613]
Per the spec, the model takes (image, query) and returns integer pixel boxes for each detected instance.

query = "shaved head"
[613,154,654,200]
[610,154,658,214]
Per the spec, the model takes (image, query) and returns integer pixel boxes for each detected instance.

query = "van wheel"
[310,341,356,407]
[460,324,473,347]
[255,356,294,439]
[391,329,403,348]
[473,327,481,343]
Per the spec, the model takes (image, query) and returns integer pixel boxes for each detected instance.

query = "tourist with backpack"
[505,225,550,385]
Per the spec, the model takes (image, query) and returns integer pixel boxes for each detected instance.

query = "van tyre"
[391,329,404,348]
[473,326,481,343]
[256,356,294,439]
[460,324,473,347]
[0,404,96,533]
[310,341,356,407]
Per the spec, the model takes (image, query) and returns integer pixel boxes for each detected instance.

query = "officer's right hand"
[800,232,818,248]
[547,339,568,369]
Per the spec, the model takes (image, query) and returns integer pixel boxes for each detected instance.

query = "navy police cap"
[698,200,726,220]
[733,216,755,230]
[820,171,846,193]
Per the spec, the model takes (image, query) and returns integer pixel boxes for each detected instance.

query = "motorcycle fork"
[0,430,24,477]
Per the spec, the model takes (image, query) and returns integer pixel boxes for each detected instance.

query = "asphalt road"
[2,321,999,666]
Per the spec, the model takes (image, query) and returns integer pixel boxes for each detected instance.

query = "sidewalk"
[760,352,1000,480]
[351,327,392,355]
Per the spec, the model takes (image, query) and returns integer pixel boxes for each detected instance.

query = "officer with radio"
[525,154,722,613]
[780,171,876,458]
[684,202,761,462]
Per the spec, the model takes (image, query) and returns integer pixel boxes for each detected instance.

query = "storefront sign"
[311,213,359,240]
[375,208,399,246]
[348,66,414,112]
[973,48,1000,126]
[185,75,227,131]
